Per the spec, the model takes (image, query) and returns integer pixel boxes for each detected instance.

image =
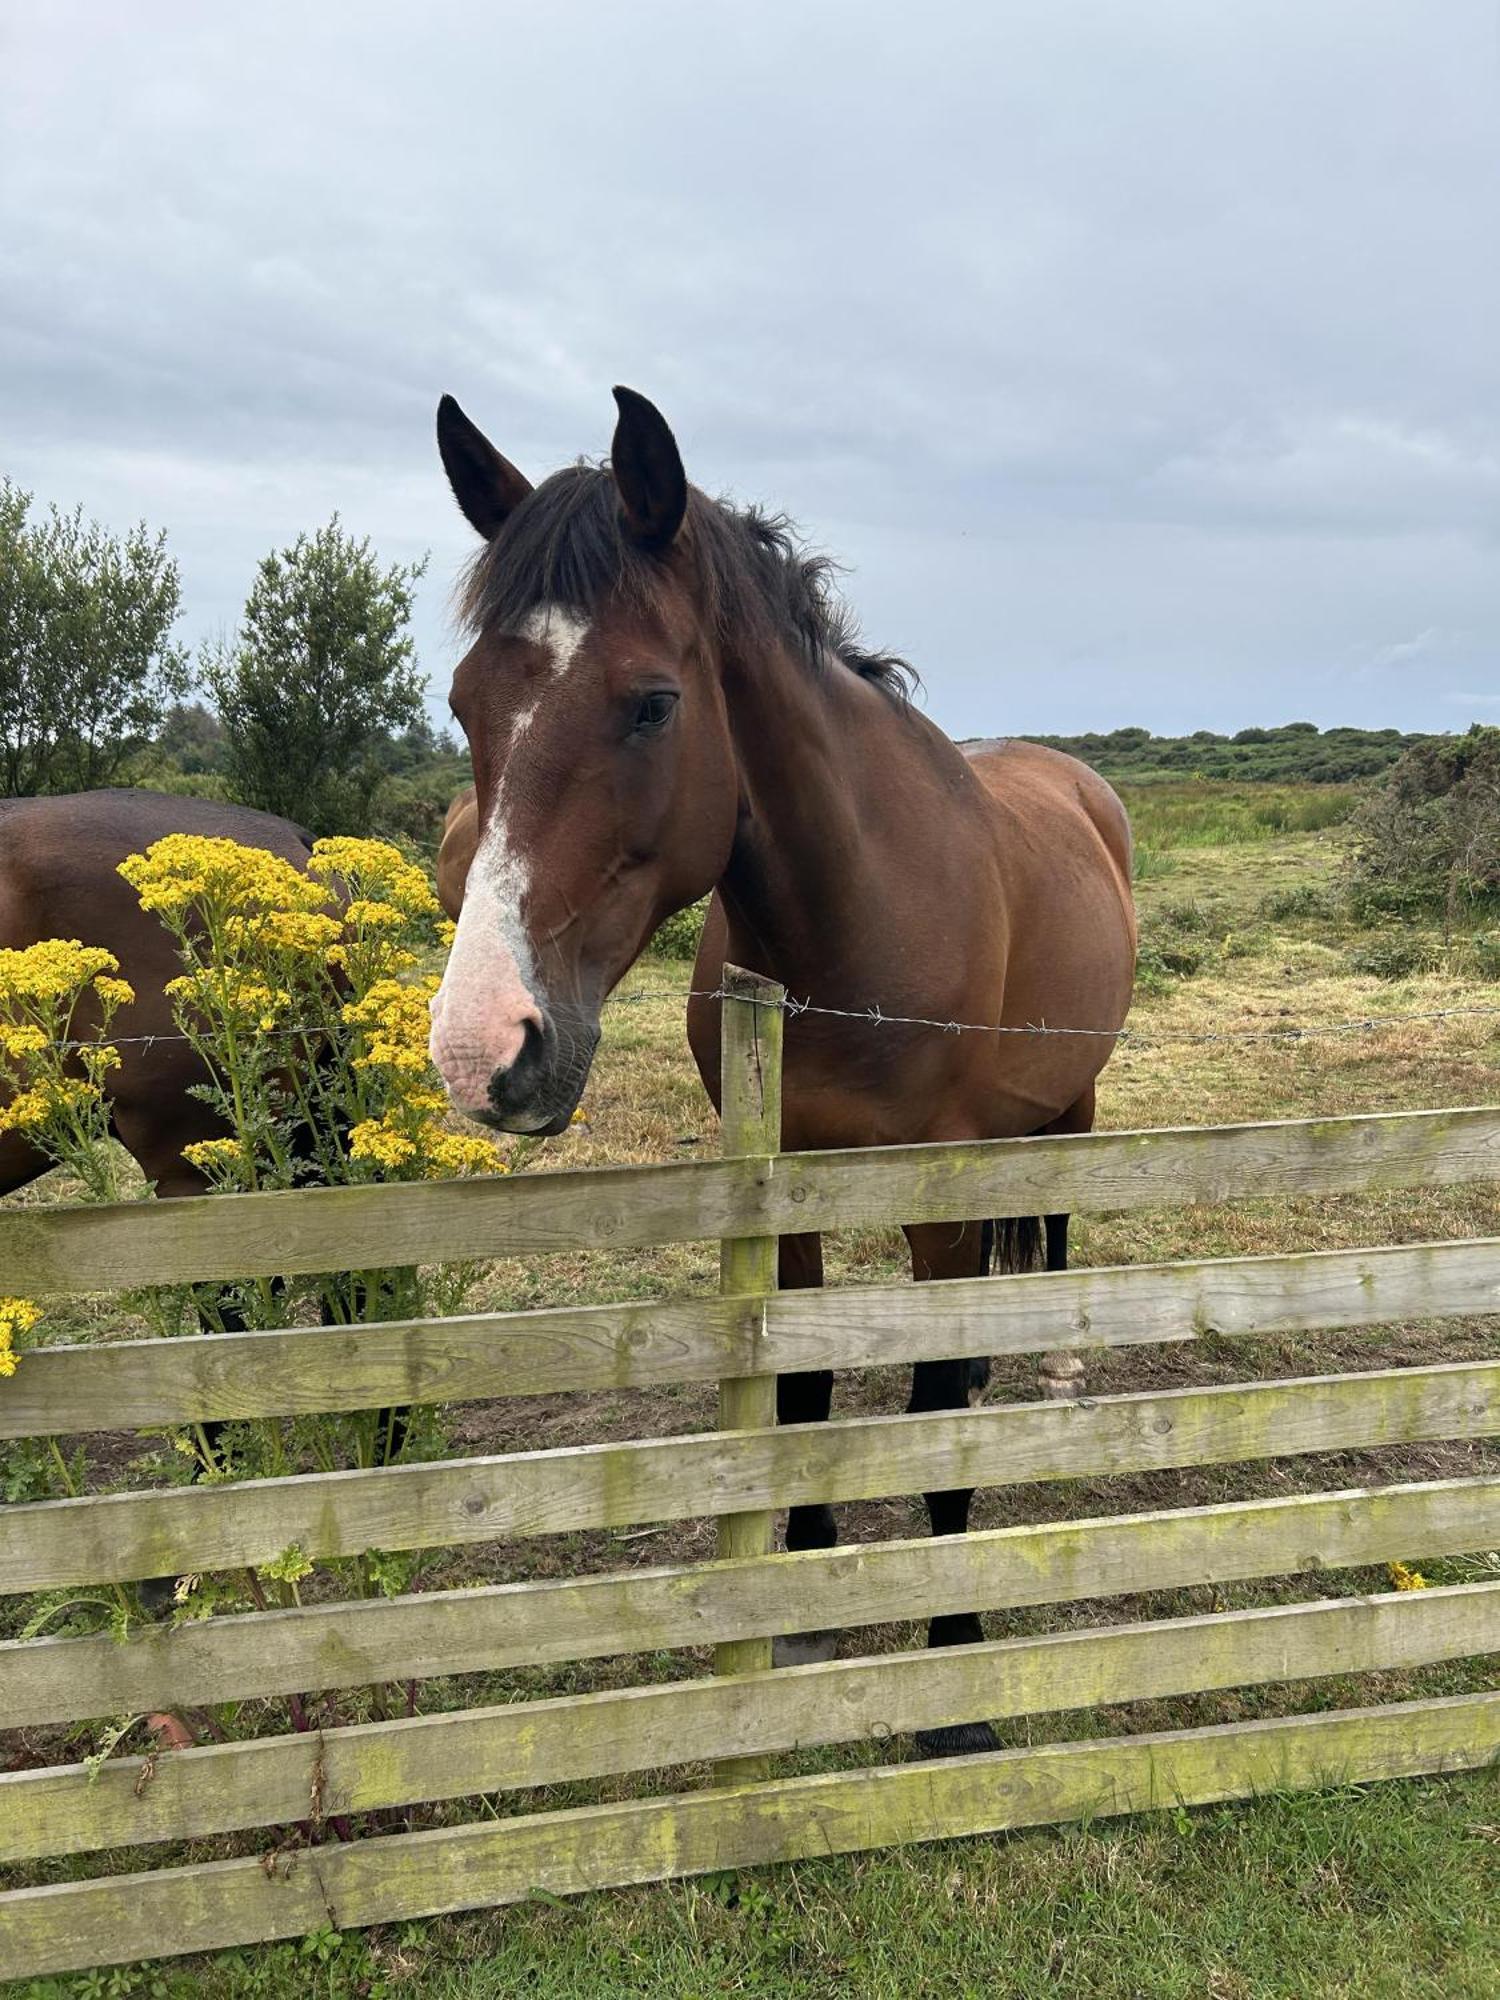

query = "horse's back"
[962,739,1133,894]
[956,740,1137,1115]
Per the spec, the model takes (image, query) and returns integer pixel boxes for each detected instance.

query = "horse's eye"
[630,691,679,737]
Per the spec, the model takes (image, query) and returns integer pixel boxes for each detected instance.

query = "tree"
[206,519,427,835]
[156,701,227,775]
[0,480,189,795]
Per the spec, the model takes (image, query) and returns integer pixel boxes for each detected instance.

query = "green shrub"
[1258,883,1338,920]
[650,896,711,961]
[1345,726,1500,918]
[1157,898,1214,934]
[1347,933,1443,981]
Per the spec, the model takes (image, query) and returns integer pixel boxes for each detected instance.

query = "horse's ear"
[610,386,687,550]
[436,395,533,540]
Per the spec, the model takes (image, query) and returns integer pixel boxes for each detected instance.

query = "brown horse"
[430,387,1136,1754]
[435,784,478,922]
[0,789,321,1202]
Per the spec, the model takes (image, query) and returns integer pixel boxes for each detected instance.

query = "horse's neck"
[716,643,982,997]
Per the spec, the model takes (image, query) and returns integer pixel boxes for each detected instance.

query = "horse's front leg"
[770,1232,840,1666]
[905,1218,1001,1757]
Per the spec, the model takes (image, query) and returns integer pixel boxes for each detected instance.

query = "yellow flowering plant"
[0,939,134,1203]
[3,835,563,1755]
[0,1296,42,1380]
[118,831,509,1471]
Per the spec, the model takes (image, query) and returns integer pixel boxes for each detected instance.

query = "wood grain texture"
[5,1693,1497,1980]
[5,1106,1499,1294]
[6,1473,1496,1729]
[714,968,785,1771]
[6,1359,1496,1594]
[7,1582,1494,1863]
[12,1236,1499,1440]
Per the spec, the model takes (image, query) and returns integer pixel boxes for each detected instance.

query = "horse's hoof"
[914,1720,1000,1759]
[772,1630,841,1667]
[137,1575,180,1617]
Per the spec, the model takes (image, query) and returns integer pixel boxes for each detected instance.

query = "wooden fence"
[1,971,1498,1979]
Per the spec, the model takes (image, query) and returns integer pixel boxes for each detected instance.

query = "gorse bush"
[1346,727,1500,921]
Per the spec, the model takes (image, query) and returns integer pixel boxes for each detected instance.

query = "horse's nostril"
[487,1013,553,1117]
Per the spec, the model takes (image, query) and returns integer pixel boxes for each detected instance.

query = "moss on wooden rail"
[2,1356,1494,1595]
[5,1105,1500,1295]
[5,1358,1496,1595]
[3,1692,1497,1980]
[6,1582,1495,1865]
[9,1236,1500,1439]
[6,1474,1497,1730]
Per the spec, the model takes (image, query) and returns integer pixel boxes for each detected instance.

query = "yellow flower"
[343,897,409,931]
[0,939,128,1004]
[222,911,343,958]
[166,970,292,1030]
[308,839,441,920]
[181,1137,249,1180]
[0,1077,97,1132]
[0,1298,42,1379]
[422,1129,509,1177]
[1387,1561,1429,1591]
[0,1086,49,1133]
[119,836,331,919]
[348,1118,419,1168]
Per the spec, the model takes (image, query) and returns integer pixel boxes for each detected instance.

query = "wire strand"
[26,992,1500,1057]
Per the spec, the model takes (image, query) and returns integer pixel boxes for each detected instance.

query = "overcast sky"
[2,1,1496,741]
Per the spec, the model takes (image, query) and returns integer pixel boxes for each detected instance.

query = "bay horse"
[429,387,1136,1755]
[436,783,478,922]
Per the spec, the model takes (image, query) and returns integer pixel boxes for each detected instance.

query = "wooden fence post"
[712,964,785,1786]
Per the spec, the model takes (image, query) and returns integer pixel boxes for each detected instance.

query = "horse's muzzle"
[478,1005,599,1136]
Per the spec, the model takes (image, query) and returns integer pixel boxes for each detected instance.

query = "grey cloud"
[1,0,1495,738]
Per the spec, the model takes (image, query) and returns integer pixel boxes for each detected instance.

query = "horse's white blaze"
[518,605,590,676]
[429,608,591,1112]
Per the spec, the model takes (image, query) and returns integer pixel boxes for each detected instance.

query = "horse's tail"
[968,1216,1045,1398]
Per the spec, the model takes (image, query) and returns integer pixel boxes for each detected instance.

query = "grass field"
[3,783,1498,1999]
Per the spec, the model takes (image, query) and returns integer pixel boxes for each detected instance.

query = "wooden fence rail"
[4,1103,1500,1295]
[8,1582,1497,1865]
[7,1472,1498,1729]
[8,1695,1500,1980]
[6,1359,1498,1594]
[7,1233,1500,1440]
[0,969,1496,1982]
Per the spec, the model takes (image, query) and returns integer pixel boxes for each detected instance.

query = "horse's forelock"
[457,467,917,704]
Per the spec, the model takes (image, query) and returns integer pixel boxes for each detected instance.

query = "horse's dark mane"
[459,465,918,703]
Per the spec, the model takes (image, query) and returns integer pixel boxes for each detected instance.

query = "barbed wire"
[23,989,1500,1058]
